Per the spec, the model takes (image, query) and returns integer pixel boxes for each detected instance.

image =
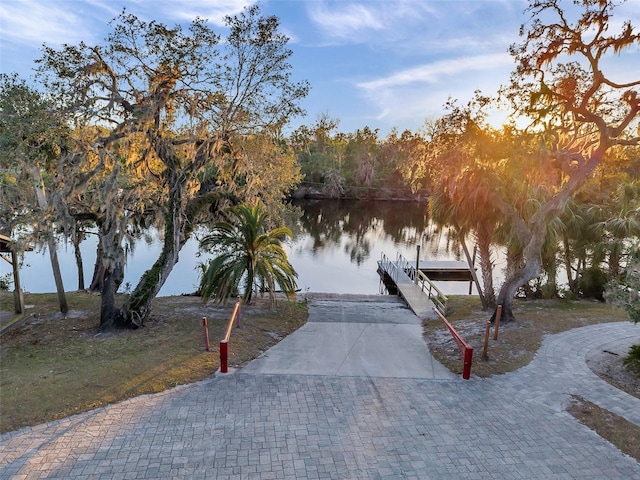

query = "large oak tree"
[36,6,308,329]
[494,0,640,321]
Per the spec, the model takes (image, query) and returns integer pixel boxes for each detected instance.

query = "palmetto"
[198,203,298,304]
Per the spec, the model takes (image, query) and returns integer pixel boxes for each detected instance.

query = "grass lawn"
[0,291,307,434]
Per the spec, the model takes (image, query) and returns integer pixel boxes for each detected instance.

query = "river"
[1,200,482,297]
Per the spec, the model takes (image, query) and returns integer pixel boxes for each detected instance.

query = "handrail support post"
[220,340,228,373]
[219,297,242,374]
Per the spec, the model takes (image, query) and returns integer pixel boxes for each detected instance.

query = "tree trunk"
[120,205,187,327]
[461,238,488,309]
[115,184,228,326]
[494,260,541,323]
[89,238,106,292]
[99,253,125,330]
[608,241,622,279]
[475,228,497,309]
[11,250,24,314]
[47,235,68,315]
[73,227,85,291]
[493,227,545,323]
[98,217,127,329]
[31,166,68,315]
[562,234,576,292]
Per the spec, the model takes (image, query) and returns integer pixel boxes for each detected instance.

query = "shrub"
[623,344,640,372]
[605,254,640,323]
[0,273,12,291]
[577,267,608,301]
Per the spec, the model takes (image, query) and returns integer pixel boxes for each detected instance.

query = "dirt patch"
[586,345,640,400]
[572,350,640,463]
[567,395,640,462]
[424,296,634,378]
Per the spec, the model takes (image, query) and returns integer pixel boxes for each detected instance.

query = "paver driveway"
[1,296,639,479]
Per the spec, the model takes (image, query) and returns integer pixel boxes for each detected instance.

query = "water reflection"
[293,200,430,266]
[287,200,471,295]
[2,200,473,296]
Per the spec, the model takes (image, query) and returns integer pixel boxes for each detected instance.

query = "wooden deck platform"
[418,260,474,281]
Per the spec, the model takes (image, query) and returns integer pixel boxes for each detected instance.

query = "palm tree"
[198,203,298,305]
[428,165,501,310]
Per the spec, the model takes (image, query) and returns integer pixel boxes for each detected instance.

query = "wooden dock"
[418,260,473,281]
[377,252,475,320]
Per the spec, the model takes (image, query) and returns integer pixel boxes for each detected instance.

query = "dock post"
[415,245,420,285]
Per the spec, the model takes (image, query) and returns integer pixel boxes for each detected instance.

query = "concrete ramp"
[241,295,454,379]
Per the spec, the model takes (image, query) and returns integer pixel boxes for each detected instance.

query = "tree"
[36,6,308,329]
[591,177,640,280]
[292,120,416,200]
[0,74,69,314]
[400,98,508,309]
[494,0,640,321]
[198,203,297,304]
[292,114,342,186]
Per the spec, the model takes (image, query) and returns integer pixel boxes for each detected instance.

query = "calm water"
[1,200,478,297]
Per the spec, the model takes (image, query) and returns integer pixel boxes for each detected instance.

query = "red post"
[220,340,228,373]
[202,317,210,351]
[462,346,473,380]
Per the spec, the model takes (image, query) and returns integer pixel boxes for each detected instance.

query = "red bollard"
[220,340,228,373]
[462,346,473,380]
[202,317,210,351]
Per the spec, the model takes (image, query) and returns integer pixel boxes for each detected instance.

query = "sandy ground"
[586,338,640,399]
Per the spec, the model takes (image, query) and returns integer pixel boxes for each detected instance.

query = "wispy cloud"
[0,0,258,51]
[358,53,512,91]
[307,1,437,42]
[354,52,515,130]
[0,0,98,47]
[152,0,254,26]
[308,2,384,39]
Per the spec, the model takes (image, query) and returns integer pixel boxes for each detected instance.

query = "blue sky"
[1,0,639,135]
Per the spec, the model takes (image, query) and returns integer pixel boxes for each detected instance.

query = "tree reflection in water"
[6,200,471,296]
[287,200,469,295]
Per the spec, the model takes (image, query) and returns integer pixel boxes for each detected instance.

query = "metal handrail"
[224,299,242,342]
[434,308,473,380]
[379,251,398,283]
[395,252,448,314]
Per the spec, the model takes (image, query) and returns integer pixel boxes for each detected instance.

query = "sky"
[1,0,639,135]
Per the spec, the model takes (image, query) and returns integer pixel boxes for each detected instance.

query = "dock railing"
[396,252,448,314]
[379,251,399,283]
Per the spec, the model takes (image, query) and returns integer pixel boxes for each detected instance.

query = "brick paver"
[1,304,639,479]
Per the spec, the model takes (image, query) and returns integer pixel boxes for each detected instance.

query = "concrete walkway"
[1,295,639,479]
[242,295,452,378]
